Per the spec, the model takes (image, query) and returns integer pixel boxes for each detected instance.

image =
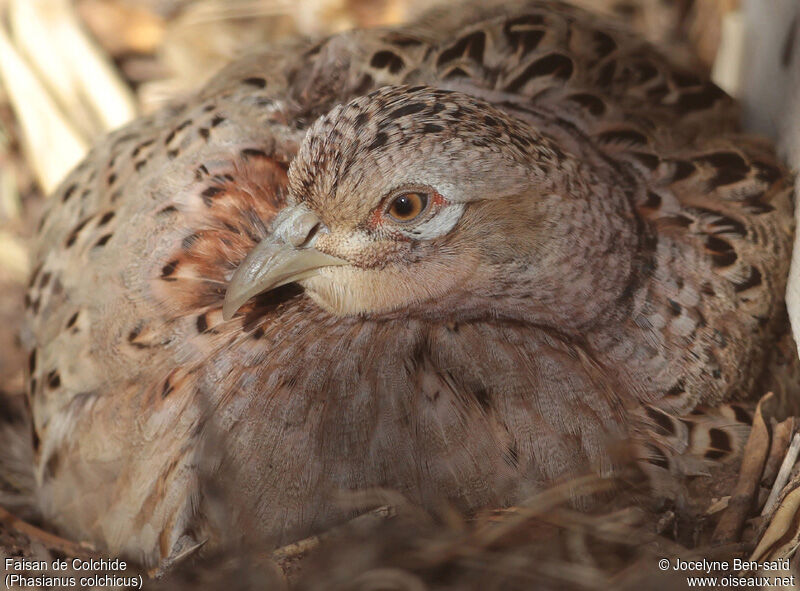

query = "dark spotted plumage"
[23,0,796,570]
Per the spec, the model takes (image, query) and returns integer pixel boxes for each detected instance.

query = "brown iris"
[387,192,428,222]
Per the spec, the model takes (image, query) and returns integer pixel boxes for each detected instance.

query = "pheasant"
[23,0,796,568]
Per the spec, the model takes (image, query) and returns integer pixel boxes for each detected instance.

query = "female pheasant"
[24,0,796,567]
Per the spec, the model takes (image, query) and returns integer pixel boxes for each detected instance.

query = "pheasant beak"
[222,207,348,320]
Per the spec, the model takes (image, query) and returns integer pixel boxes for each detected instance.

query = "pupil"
[394,195,414,216]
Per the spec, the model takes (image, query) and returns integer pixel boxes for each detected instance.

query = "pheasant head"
[224,85,639,327]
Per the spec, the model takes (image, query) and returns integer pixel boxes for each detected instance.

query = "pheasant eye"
[387,192,428,222]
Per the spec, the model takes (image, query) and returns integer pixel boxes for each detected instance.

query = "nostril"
[296,222,321,247]
[285,209,325,247]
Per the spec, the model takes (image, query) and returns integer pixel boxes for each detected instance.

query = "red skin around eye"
[367,207,385,230]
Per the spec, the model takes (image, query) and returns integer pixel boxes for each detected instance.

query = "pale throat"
[300,254,482,317]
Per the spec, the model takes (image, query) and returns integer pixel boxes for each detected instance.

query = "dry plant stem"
[271,505,396,565]
[710,7,744,95]
[537,507,686,556]
[713,393,772,544]
[469,474,615,551]
[271,536,321,564]
[762,432,800,516]
[9,0,137,136]
[0,504,94,557]
[146,538,206,578]
[0,22,86,192]
[750,484,800,563]
[762,418,795,488]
